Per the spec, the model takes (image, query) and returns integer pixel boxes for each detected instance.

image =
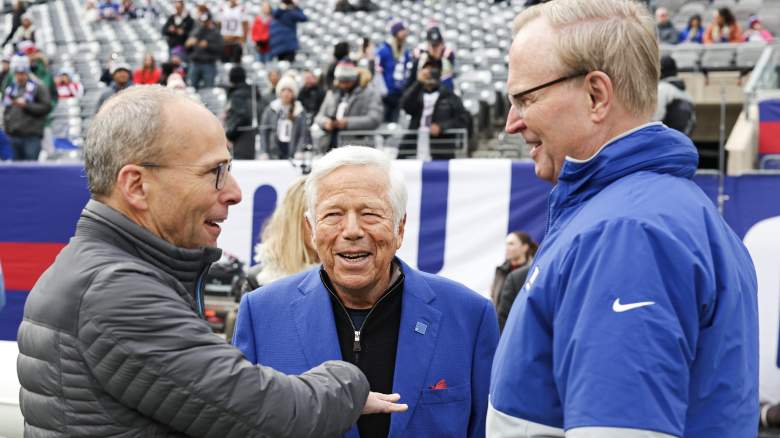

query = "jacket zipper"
[194,268,208,318]
[326,282,399,365]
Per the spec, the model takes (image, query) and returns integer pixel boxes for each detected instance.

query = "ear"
[115,164,150,211]
[585,71,613,123]
[395,213,407,250]
[304,212,316,248]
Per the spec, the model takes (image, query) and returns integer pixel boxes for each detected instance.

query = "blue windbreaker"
[376,40,411,97]
[489,123,758,437]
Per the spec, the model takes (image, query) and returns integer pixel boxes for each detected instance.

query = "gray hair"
[83,85,198,197]
[513,0,658,117]
[304,146,408,235]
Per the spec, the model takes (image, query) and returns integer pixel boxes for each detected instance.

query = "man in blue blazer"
[234,146,499,438]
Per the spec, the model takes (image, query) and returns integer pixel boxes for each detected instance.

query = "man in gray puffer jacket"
[17,85,406,437]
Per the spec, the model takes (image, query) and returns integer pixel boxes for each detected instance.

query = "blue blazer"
[234,259,499,438]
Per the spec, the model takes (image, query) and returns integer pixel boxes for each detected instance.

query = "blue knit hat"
[388,19,406,36]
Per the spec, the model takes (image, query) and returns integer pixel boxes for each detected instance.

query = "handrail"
[336,128,470,159]
[743,45,776,121]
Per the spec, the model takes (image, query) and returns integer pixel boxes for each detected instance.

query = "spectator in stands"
[218,0,249,64]
[406,25,455,91]
[260,74,309,159]
[224,66,260,160]
[743,16,774,43]
[99,52,119,85]
[10,13,35,47]
[186,11,223,89]
[159,50,187,86]
[399,61,469,160]
[655,7,678,45]
[2,0,28,48]
[84,0,99,23]
[493,2,758,436]
[313,60,383,151]
[96,63,132,111]
[133,53,161,85]
[678,14,703,44]
[165,72,186,90]
[334,0,379,13]
[654,55,695,136]
[355,36,377,77]
[269,0,308,62]
[376,19,411,123]
[17,42,56,105]
[120,0,137,19]
[135,0,159,19]
[298,68,325,123]
[252,2,273,63]
[98,0,121,21]
[325,41,351,90]
[496,233,538,332]
[3,55,51,161]
[55,67,84,100]
[489,231,536,307]
[265,66,281,99]
[704,7,741,44]
[162,0,194,59]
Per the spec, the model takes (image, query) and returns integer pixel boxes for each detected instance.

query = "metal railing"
[334,128,469,160]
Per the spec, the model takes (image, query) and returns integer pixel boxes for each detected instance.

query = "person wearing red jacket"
[252,1,272,63]
[132,53,161,85]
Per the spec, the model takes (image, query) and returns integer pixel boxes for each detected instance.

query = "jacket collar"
[77,199,221,301]
[292,258,440,437]
[548,122,698,227]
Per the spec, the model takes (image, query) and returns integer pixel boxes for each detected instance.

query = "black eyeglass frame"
[140,161,233,190]
[509,71,589,111]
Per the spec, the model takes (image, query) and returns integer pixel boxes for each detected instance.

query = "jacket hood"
[553,122,698,210]
[269,97,304,116]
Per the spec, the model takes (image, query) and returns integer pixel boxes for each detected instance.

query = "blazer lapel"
[389,260,442,438]
[291,269,343,368]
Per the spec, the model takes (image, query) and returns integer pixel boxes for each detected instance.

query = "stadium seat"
[701,43,737,70]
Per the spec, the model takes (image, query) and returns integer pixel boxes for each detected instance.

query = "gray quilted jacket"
[17,200,369,437]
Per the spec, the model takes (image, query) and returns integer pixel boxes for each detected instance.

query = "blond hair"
[512,0,659,117]
[258,177,319,281]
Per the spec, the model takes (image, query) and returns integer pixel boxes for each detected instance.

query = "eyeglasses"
[140,160,232,190]
[509,71,588,115]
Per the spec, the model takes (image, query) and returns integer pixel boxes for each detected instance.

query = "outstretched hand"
[362,392,408,415]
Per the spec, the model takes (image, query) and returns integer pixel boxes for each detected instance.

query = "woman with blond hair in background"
[225,177,318,342]
[247,177,319,290]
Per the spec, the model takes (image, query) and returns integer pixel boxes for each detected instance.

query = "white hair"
[304,146,407,235]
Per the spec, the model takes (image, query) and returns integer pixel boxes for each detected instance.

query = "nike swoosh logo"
[612,298,655,313]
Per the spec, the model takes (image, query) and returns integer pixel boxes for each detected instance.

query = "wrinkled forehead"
[315,165,392,203]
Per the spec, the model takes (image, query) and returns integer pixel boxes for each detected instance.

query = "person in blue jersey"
[375,19,412,122]
[234,145,499,438]
[488,1,759,437]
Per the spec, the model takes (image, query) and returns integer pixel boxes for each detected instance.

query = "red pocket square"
[430,379,448,390]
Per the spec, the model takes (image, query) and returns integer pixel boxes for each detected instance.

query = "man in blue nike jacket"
[488,1,758,437]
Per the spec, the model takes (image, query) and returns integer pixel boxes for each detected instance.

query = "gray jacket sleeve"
[315,91,337,128]
[78,267,369,438]
[344,87,383,131]
[259,106,274,155]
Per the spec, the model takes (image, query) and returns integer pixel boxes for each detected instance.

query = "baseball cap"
[426,27,443,45]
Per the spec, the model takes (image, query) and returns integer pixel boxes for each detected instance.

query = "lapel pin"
[414,321,427,335]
